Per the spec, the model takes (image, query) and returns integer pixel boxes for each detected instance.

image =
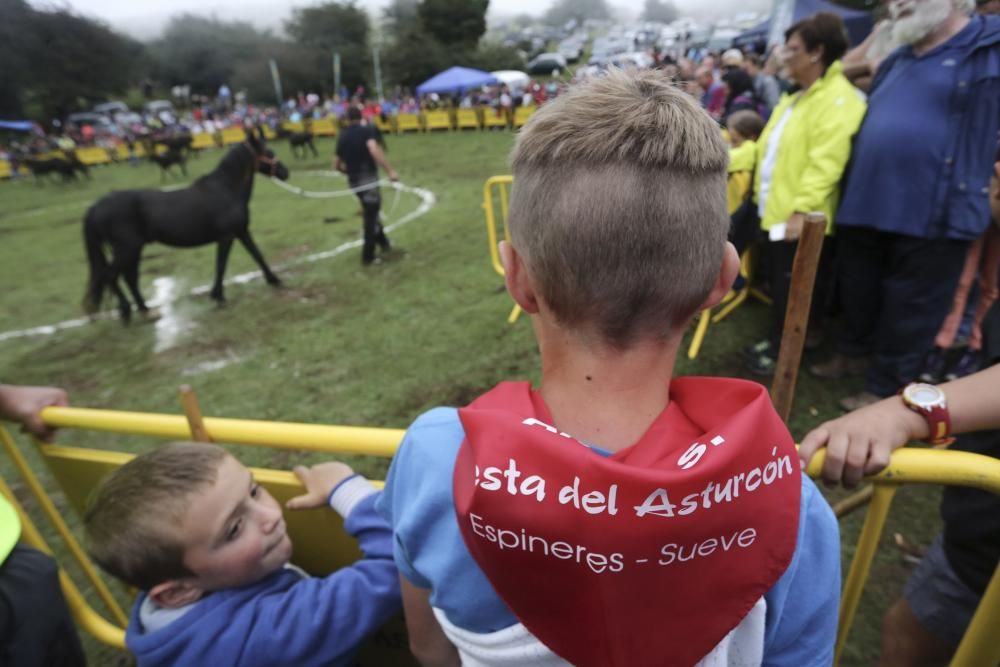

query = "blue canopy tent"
[416,67,499,97]
[0,120,36,132]
[733,0,872,51]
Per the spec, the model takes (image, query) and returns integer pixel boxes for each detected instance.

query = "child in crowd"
[726,109,765,215]
[378,69,839,667]
[84,442,399,667]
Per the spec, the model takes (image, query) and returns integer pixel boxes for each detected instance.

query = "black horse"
[149,148,188,179]
[24,154,89,183]
[83,129,290,323]
[276,125,319,159]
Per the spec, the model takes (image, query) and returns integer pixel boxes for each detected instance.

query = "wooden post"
[771,213,826,422]
[179,385,211,442]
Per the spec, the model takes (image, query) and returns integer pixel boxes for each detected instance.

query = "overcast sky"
[31,0,770,39]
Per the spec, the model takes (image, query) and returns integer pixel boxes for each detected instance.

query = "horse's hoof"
[267,277,283,287]
[139,308,162,323]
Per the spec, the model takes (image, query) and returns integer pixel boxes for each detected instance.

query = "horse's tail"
[82,207,108,315]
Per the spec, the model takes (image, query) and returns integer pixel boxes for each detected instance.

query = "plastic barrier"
[374,115,394,135]
[513,105,536,128]
[423,110,451,132]
[312,118,337,137]
[482,108,509,129]
[3,403,999,666]
[220,126,247,145]
[191,132,218,150]
[75,147,114,166]
[282,121,306,133]
[456,108,480,130]
[395,113,421,134]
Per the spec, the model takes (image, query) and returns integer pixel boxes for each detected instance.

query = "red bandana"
[454,378,800,667]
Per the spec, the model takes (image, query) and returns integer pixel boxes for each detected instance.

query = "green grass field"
[0,131,941,665]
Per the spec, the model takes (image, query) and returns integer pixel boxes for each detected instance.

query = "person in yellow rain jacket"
[0,384,85,666]
[746,12,867,375]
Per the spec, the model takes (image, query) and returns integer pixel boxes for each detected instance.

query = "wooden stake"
[179,385,211,442]
[771,213,826,422]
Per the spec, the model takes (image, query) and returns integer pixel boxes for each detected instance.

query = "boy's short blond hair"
[84,442,228,590]
[509,68,729,347]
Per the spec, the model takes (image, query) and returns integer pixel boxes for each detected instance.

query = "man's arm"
[366,138,398,181]
[799,364,1000,487]
[401,577,460,667]
[0,384,68,442]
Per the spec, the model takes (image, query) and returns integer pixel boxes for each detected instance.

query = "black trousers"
[352,177,389,264]
[834,226,971,396]
[0,544,85,667]
[766,236,834,354]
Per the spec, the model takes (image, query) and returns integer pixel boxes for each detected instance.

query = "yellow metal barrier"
[0,471,127,649]
[803,448,1000,666]
[687,248,772,360]
[482,175,521,324]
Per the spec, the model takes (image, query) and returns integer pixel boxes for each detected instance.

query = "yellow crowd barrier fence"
[0,398,998,665]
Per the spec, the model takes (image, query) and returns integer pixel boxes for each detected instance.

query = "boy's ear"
[698,242,741,312]
[499,241,540,314]
[149,579,205,609]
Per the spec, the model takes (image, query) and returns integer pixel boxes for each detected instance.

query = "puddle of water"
[0,184,437,344]
[149,277,193,353]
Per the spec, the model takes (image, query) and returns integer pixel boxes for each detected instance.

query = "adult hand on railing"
[286,461,356,510]
[0,384,68,442]
[800,364,1000,487]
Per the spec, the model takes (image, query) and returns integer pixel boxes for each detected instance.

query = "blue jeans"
[834,226,970,396]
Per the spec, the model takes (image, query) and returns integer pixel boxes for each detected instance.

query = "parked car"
[527,53,568,75]
[66,112,114,130]
[93,101,130,119]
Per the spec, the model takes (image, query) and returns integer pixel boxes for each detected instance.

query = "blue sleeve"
[246,493,401,667]
[763,477,840,667]
[375,407,461,589]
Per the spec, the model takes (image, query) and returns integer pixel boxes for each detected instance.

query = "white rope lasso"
[269,170,395,198]
[270,169,403,218]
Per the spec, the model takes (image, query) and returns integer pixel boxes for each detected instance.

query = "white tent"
[491,70,530,92]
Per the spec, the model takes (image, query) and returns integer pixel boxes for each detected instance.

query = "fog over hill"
[38,0,773,40]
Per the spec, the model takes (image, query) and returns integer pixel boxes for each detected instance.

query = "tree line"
[1,0,679,122]
[1,0,521,122]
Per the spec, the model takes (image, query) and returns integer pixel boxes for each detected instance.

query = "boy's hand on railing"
[799,396,927,488]
[286,462,356,510]
[0,384,69,442]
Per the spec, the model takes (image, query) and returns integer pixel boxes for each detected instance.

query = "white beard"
[890,0,953,45]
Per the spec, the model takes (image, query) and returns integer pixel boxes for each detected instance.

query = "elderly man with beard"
[813,0,1000,413]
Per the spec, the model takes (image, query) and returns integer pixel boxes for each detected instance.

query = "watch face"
[904,383,944,408]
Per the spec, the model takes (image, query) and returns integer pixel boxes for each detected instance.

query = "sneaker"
[362,257,383,267]
[838,391,882,412]
[742,339,772,361]
[918,347,948,383]
[747,350,777,376]
[944,348,981,382]
[809,353,869,380]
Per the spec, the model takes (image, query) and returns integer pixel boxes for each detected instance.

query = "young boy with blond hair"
[84,442,399,667]
[378,68,840,667]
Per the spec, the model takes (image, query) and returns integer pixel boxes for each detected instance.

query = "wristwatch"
[900,382,955,447]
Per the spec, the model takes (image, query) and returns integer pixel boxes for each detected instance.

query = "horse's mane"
[196,143,253,188]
